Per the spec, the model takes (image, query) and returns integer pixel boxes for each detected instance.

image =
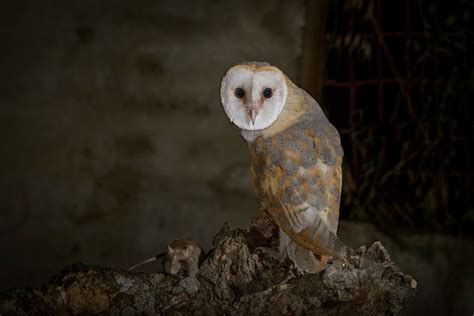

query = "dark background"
[0,1,472,315]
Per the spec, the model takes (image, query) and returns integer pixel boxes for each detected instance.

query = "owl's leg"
[279,228,291,262]
[281,229,327,273]
[287,240,330,274]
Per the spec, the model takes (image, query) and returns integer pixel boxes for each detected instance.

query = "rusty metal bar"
[325,78,442,87]
[376,0,384,123]
[359,32,424,38]
[347,49,359,176]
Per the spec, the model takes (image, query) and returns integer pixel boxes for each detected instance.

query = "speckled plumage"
[221,62,346,273]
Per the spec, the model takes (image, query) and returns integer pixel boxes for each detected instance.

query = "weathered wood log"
[0,212,416,315]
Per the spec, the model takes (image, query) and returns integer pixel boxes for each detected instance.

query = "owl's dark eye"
[234,88,245,98]
[263,88,273,98]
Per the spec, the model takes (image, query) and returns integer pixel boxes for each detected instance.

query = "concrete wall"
[0,0,306,289]
[2,2,472,315]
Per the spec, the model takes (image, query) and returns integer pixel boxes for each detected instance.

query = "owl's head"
[220,62,288,131]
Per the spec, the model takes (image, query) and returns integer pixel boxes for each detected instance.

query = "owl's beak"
[248,109,258,125]
[247,103,261,126]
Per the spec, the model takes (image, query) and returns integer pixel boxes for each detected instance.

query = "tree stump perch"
[0,212,416,315]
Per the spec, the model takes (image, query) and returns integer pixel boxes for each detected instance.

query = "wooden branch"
[0,212,416,315]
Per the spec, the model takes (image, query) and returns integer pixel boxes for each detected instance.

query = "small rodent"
[129,239,204,275]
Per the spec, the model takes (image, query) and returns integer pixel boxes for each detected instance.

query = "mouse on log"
[129,239,204,276]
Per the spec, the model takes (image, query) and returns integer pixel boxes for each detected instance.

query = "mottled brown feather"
[248,74,346,260]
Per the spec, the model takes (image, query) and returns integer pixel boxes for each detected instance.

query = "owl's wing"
[273,180,346,259]
[265,125,346,259]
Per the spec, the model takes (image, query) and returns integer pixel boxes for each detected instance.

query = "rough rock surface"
[0,212,416,315]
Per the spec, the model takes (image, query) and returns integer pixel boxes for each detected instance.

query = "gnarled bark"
[0,212,416,315]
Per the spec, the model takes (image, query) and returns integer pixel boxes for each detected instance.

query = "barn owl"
[220,62,346,273]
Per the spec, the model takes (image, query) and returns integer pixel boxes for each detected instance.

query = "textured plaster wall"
[0,0,306,289]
